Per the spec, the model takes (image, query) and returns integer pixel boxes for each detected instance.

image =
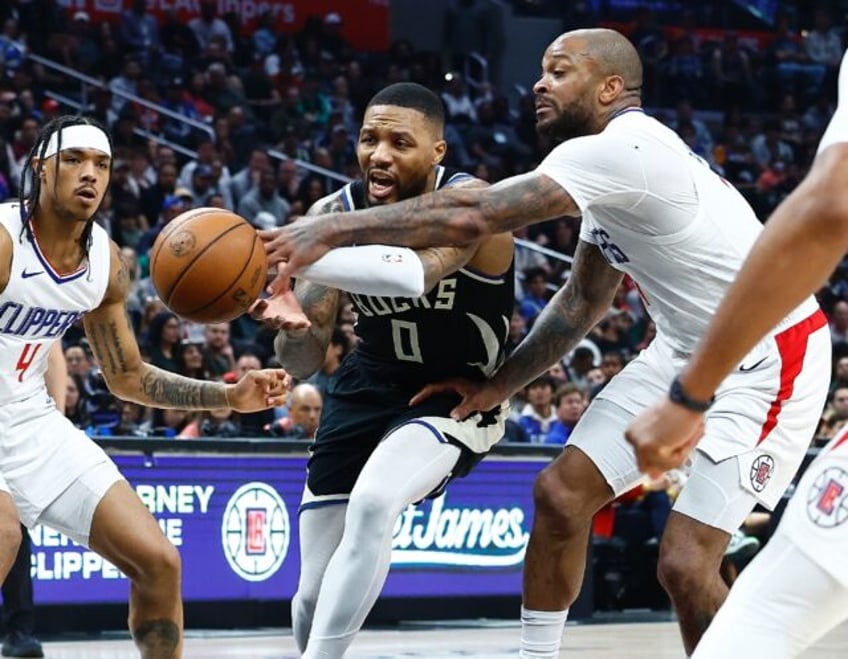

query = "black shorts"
[307,354,485,498]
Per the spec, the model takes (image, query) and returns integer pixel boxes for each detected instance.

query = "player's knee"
[532,466,587,537]
[133,537,182,588]
[348,486,397,533]
[656,547,700,595]
[0,518,21,562]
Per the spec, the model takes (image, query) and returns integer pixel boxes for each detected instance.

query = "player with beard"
[259,30,830,657]
[252,82,514,658]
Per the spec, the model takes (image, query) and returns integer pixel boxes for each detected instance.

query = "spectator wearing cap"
[186,164,216,208]
[189,0,234,53]
[135,188,193,256]
[518,375,558,444]
[320,12,352,62]
[178,138,219,188]
[119,0,160,62]
[237,167,291,229]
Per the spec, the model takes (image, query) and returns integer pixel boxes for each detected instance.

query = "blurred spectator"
[119,0,160,63]
[545,383,588,446]
[145,312,182,373]
[177,340,209,380]
[202,322,236,377]
[441,71,477,124]
[306,328,350,394]
[664,36,704,105]
[442,0,505,80]
[751,118,795,169]
[237,167,291,228]
[505,306,527,356]
[184,406,241,438]
[711,32,754,110]
[628,8,668,102]
[518,266,549,324]
[230,148,271,206]
[267,383,323,439]
[830,300,848,345]
[64,373,87,428]
[829,387,848,425]
[804,8,843,81]
[136,187,193,255]
[518,375,557,444]
[109,56,143,115]
[64,344,93,380]
[189,0,234,53]
[770,13,826,99]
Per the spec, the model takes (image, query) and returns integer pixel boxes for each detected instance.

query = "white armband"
[297,245,426,298]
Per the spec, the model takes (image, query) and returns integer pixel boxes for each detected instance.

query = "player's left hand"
[248,277,311,332]
[625,400,705,479]
[226,368,291,412]
[260,216,334,294]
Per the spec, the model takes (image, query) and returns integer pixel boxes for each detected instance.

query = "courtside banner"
[30,454,543,603]
[58,0,390,52]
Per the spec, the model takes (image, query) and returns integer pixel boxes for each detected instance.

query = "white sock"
[519,606,569,658]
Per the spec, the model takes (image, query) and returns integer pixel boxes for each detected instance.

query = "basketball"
[150,208,267,323]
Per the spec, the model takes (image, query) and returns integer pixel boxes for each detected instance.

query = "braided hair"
[18,115,113,259]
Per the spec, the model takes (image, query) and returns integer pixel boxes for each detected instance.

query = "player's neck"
[30,211,87,269]
[600,101,643,130]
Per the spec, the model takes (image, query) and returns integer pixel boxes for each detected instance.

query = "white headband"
[43,124,111,159]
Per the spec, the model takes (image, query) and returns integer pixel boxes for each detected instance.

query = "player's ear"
[599,74,625,105]
[432,139,447,166]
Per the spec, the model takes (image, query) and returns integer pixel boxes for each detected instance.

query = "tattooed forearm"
[491,241,622,397]
[326,173,578,249]
[137,366,227,409]
[275,281,339,379]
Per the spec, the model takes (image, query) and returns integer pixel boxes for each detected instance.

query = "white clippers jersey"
[0,202,110,404]
[818,49,848,154]
[537,108,818,355]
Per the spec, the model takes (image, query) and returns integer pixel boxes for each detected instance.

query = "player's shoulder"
[305,189,348,217]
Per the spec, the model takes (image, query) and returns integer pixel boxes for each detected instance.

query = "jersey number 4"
[16,343,42,382]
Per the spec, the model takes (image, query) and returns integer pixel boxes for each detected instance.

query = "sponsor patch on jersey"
[749,454,775,492]
[381,252,404,263]
[806,467,848,528]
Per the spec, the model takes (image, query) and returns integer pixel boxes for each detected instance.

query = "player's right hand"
[410,377,508,421]
[624,399,705,479]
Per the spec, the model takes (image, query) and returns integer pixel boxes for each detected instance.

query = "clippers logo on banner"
[221,481,290,582]
[807,467,848,528]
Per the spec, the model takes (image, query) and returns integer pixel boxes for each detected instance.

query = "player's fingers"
[258,228,281,243]
[409,382,456,406]
[247,299,268,319]
[266,393,288,407]
[266,270,290,296]
[450,396,481,421]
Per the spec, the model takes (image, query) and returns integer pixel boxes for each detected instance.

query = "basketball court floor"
[33,617,848,657]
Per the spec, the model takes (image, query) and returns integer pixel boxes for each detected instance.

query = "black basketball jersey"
[339,166,515,388]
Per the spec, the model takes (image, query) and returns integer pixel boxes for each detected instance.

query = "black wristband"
[668,376,714,413]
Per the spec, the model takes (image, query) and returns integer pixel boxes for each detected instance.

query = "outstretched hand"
[248,276,311,333]
[226,368,291,412]
[410,377,508,420]
[260,217,333,297]
[624,399,705,479]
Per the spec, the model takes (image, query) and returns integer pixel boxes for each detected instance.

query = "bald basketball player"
[260,29,830,657]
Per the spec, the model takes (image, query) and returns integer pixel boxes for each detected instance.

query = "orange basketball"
[150,208,267,323]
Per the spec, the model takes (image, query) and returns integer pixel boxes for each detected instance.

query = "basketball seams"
[179,226,264,320]
[150,207,224,276]
[162,219,246,308]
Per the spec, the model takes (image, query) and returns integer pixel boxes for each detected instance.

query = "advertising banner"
[57,0,390,52]
[31,453,545,603]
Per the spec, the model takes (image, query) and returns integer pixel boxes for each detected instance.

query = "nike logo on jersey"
[739,356,767,372]
[21,269,43,279]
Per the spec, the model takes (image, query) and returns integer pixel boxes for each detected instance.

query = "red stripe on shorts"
[757,309,827,445]
[828,427,848,453]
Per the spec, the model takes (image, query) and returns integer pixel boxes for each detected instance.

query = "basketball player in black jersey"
[253,83,514,658]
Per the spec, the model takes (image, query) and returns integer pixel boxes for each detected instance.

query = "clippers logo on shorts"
[750,454,775,492]
[221,482,290,582]
[806,467,848,528]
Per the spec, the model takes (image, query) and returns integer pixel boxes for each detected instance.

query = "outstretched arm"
[489,240,622,400]
[85,243,288,412]
[263,171,577,278]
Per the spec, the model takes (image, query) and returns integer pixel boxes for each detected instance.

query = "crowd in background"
[0,0,846,452]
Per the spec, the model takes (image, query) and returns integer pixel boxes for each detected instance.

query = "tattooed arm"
[274,193,343,379]
[263,172,576,276]
[488,240,623,401]
[85,243,287,411]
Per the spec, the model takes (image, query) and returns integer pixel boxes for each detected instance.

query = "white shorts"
[570,310,830,528]
[0,394,123,540]
[777,427,848,587]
